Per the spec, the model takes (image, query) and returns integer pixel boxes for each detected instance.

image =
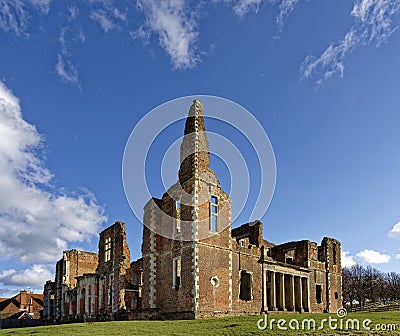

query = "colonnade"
[263,270,310,312]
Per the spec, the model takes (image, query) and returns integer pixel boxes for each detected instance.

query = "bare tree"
[342,265,400,307]
[387,272,400,301]
[342,267,356,307]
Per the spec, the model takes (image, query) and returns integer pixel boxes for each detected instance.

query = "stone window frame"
[104,236,112,262]
[285,256,294,264]
[172,256,181,290]
[239,239,246,248]
[284,248,296,264]
[209,196,218,232]
[139,270,143,286]
[239,270,253,301]
[210,276,220,287]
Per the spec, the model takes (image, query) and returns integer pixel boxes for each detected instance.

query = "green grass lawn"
[1,311,399,336]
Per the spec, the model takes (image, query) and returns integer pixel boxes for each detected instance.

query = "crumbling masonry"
[43,100,342,322]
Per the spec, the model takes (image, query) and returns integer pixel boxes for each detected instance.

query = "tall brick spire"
[178,100,210,184]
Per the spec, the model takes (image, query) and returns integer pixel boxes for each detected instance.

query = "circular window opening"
[210,276,219,287]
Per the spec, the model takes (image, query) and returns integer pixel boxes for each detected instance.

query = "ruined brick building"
[43,100,342,322]
[0,290,43,320]
[43,222,142,322]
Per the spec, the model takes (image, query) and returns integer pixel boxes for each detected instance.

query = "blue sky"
[1,0,400,296]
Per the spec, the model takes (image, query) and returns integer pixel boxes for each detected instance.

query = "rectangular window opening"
[316,284,322,304]
[239,271,252,301]
[104,237,112,262]
[175,199,181,233]
[173,257,181,290]
[333,243,337,265]
[210,196,218,232]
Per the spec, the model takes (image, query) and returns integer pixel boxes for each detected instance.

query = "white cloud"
[68,5,79,20]
[302,0,400,84]
[27,0,51,13]
[89,2,127,33]
[301,29,359,86]
[56,12,85,85]
[59,27,68,54]
[130,25,151,41]
[136,0,200,69]
[213,0,262,17]
[216,0,299,27]
[0,264,53,287]
[341,250,356,268]
[0,0,51,34]
[0,0,27,34]
[55,55,79,83]
[0,287,22,298]
[233,0,262,17]
[0,81,107,264]
[112,6,127,22]
[90,9,115,32]
[356,249,391,264]
[275,0,298,30]
[389,221,400,238]
[396,253,400,259]
[57,25,84,63]
[351,0,400,44]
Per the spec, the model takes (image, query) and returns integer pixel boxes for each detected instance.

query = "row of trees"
[342,264,400,307]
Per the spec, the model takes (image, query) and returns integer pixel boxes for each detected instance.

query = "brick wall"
[54,250,98,321]
[45,99,343,322]
[98,222,131,315]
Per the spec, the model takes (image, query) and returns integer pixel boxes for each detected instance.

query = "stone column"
[262,270,267,311]
[278,273,286,311]
[98,282,101,312]
[295,276,303,312]
[85,285,89,315]
[269,271,276,311]
[92,282,96,316]
[76,291,80,317]
[302,277,310,312]
[61,288,64,318]
[69,293,73,316]
[288,274,295,311]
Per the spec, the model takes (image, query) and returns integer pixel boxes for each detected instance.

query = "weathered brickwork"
[43,281,56,321]
[43,222,141,323]
[141,100,342,318]
[1,290,43,320]
[52,249,98,321]
[126,259,143,314]
[44,100,342,322]
[97,222,131,316]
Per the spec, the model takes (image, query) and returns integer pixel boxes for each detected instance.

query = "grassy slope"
[0,312,399,336]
